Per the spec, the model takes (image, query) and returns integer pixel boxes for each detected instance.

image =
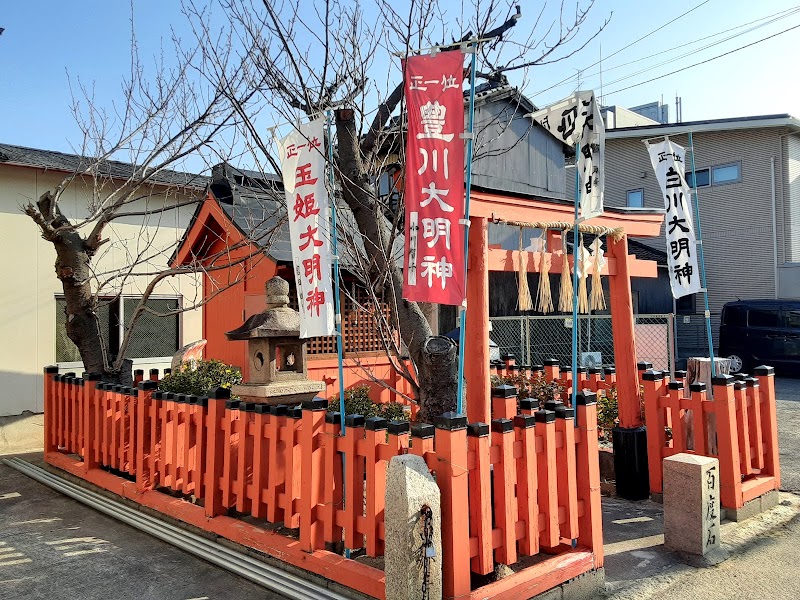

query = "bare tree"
[188,0,606,417]
[23,8,284,383]
[28,0,605,408]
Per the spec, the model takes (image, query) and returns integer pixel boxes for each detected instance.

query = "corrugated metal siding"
[472,101,566,199]
[784,133,800,261]
[598,127,792,311]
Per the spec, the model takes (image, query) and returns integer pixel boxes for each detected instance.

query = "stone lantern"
[226,276,325,405]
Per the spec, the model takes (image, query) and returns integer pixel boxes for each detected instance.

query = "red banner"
[402,50,466,306]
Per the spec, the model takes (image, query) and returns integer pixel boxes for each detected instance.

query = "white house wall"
[0,164,203,416]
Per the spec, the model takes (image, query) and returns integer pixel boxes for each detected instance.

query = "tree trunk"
[54,231,130,384]
[334,109,437,407]
[417,336,458,423]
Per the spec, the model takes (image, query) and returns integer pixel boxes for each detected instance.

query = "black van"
[719,299,800,373]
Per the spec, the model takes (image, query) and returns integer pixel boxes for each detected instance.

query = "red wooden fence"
[641,367,779,509]
[43,367,604,600]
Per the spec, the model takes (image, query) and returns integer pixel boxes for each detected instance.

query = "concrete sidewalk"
[601,492,800,599]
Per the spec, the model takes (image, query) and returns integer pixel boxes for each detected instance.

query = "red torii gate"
[463,190,664,427]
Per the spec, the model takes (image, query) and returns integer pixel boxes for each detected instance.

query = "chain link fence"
[489,314,674,372]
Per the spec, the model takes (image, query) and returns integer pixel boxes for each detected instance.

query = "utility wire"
[531,4,800,99]
[519,1,711,88]
[562,6,800,92]
[602,21,800,97]
[593,11,800,93]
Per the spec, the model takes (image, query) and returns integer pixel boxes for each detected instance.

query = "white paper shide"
[277,118,335,337]
[646,138,702,299]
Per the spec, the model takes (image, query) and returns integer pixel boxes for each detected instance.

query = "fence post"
[642,370,665,496]
[300,398,327,553]
[434,412,470,600]
[82,373,101,472]
[323,412,344,547]
[754,366,780,486]
[204,387,230,518]
[513,414,539,558]
[491,418,517,566]
[711,375,743,509]
[467,422,492,574]
[733,381,752,476]
[344,414,366,550]
[136,380,157,491]
[491,384,517,420]
[43,366,59,454]
[575,391,603,566]
[364,416,389,557]
[536,408,559,550]
[543,358,560,383]
[555,405,578,541]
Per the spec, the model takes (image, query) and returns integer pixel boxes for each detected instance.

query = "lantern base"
[232,380,325,406]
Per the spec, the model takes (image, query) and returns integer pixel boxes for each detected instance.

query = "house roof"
[175,164,403,272]
[0,142,208,189]
[606,113,800,140]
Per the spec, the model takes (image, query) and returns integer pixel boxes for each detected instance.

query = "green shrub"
[492,372,564,409]
[597,384,618,441]
[158,359,242,396]
[328,385,409,421]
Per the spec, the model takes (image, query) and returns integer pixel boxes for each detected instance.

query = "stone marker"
[663,453,728,565]
[385,455,442,600]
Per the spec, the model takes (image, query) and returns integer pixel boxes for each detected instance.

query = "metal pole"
[326,111,347,433]
[571,143,581,407]
[456,41,478,416]
[667,313,676,377]
[327,111,351,560]
[687,131,716,376]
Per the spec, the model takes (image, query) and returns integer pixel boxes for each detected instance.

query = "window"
[676,294,696,314]
[723,306,747,327]
[785,309,800,329]
[712,162,741,185]
[377,165,401,214]
[748,308,781,328]
[56,296,180,362]
[686,169,710,188]
[626,189,644,208]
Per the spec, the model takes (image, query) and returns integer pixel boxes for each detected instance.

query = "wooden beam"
[487,249,658,278]
[469,191,664,238]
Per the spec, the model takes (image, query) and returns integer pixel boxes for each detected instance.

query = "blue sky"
[2,0,799,172]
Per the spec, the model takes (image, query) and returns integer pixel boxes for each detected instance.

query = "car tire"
[727,354,745,374]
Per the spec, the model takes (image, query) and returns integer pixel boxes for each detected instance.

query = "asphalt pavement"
[0,455,284,600]
[774,376,800,494]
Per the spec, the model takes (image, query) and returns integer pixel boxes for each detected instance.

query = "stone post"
[385,455,442,600]
[663,453,728,565]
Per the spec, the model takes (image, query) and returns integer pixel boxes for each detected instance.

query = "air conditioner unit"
[580,352,602,368]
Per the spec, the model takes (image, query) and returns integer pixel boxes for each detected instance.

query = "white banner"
[646,138,702,299]
[277,118,335,338]
[529,91,604,220]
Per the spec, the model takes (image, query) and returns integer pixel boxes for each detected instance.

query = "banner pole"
[687,131,716,377]
[326,111,348,432]
[456,40,478,416]
[571,143,581,408]
[327,110,351,560]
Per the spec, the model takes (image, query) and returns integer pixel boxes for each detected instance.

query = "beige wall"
[0,164,203,416]
[601,127,795,313]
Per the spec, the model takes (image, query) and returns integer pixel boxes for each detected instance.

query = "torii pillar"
[465,216,491,425]
[608,234,650,500]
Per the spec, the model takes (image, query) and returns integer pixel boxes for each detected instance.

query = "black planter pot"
[612,426,650,501]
